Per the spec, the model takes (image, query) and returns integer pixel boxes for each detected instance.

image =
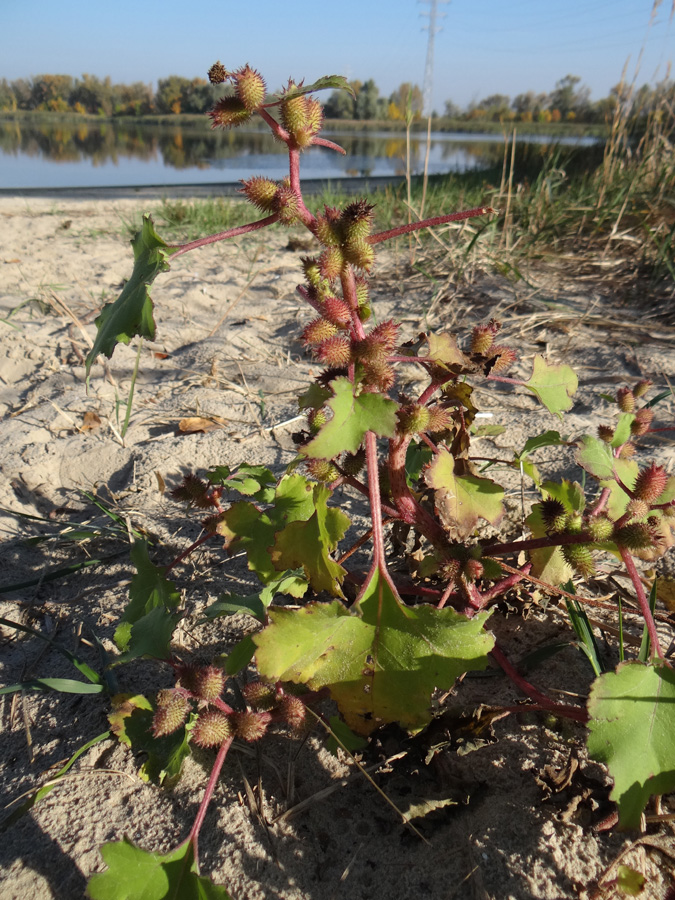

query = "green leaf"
[603,458,638,520]
[425,448,504,540]
[405,441,433,486]
[222,635,257,676]
[302,377,398,459]
[204,571,308,623]
[616,865,645,895]
[265,75,356,105]
[114,542,181,652]
[325,716,369,755]
[297,383,331,411]
[254,567,494,735]
[587,661,675,829]
[85,216,174,376]
[0,678,104,696]
[541,479,586,513]
[576,435,616,481]
[611,413,636,448]
[109,695,192,787]
[424,332,470,372]
[638,580,659,663]
[525,504,572,585]
[271,484,350,596]
[115,606,179,664]
[215,474,318,583]
[208,464,276,503]
[87,837,234,900]
[523,355,578,418]
[517,430,565,458]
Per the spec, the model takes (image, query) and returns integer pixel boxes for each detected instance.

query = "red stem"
[189,736,234,863]
[171,215,279,258]
[288,146,316,228]
[618,546,667,663]
[311,136,346,154]
[166,532,212,574]
[257,107,289,142]
[490,645,588,722]
[369,206,495,245]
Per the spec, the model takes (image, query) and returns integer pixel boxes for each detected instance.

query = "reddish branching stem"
[618,546,668,663]
[188,736,234,862]
[490,645,588,722]
[171,215,279,258]
[369,206,496,245]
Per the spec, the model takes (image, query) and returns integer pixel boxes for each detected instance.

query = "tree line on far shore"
[1,72,672,126]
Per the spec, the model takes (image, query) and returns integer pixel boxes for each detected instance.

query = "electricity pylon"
[420,0,449,117]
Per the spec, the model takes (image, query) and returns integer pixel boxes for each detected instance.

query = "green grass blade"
[0,616,102,685]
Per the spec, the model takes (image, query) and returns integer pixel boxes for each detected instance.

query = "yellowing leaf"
[425,447,504,539]
[271,484,350,596]
[254,567,494,735]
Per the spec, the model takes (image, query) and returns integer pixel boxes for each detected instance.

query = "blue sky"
[1,0,673,111]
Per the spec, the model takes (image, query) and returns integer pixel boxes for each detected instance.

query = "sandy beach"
[1,193,674,900]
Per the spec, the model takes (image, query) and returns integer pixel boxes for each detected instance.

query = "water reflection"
[0,118,597,188]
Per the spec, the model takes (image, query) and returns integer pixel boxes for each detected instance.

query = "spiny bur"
[233,710,272,742]
[470,319,501,355]
[631,408,654,436]
[562,543,595,577]
[302,317,338,346]
[633,462,668,503]
[305,458,340,482]
[209,96,252,129]
[233,65,266,111]
[192,710,233,748]
[617,387,635,413]
[586,515,614,542]
[341,448,366,476]
[540,498,567,533]
[152,690,191,738]
[278,694,306,732]
[614,522,655,551]
[178,664,226,702]
[207,61,228,84]
[240,176,278,213]
[241,681,277,711]
[171,474,217,509]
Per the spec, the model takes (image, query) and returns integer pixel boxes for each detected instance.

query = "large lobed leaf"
[86,216,174,376]
[425,447,504,540]
[87,836,233,900]
[302,377,399,460]
[114,541,181,661]
[587,661,675,828]
[254,567,494,735]
[265,75,356,105]
[523,355,578,418]
[215,473,340,594]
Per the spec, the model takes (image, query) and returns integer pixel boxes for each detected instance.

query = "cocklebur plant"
[83,63,675,898]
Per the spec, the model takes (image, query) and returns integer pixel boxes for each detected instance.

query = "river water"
[0,118,599,190]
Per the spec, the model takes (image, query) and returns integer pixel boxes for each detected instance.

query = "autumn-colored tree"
[387,82,423,121]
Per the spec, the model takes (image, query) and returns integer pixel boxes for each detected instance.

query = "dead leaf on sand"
[177,415,227,434]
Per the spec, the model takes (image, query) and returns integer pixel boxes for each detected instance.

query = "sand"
[0,194,674,899]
